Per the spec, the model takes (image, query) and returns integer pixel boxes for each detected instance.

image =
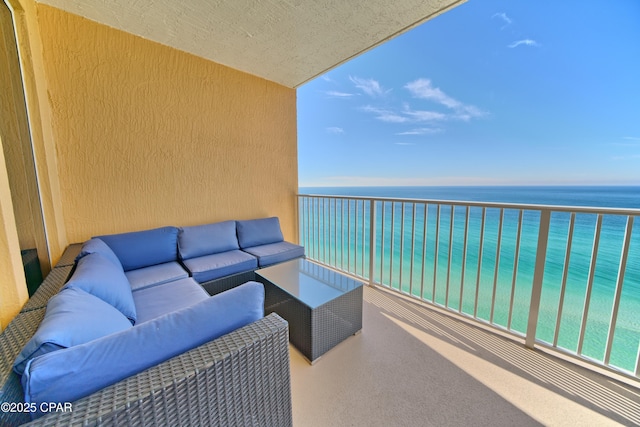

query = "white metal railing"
[297,194,640,379]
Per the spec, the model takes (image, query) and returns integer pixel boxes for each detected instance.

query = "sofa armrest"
[24,313,292,427]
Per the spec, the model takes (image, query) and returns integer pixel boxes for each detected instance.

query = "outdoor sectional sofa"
[0,217,303,426]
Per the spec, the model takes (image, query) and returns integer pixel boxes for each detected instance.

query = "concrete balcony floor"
[290,286,640,427]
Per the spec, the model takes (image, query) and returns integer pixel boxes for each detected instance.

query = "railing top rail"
[297,193,640,216]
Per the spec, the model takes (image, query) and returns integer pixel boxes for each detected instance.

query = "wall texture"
[37,5,298,242]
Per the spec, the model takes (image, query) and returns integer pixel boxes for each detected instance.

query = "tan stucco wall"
[37,5,298,242]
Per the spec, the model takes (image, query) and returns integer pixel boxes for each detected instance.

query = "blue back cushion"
[13,287,132,375]
[96,226,179,271]
[178,220,239,260]
[236,217,284,248]
[75,238,122,269]
[63,252,137,324]
[22,281,265,416]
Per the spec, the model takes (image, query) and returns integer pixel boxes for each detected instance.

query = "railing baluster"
[432,204,441,303]
[348,200,352,273]
[445,205,454,308]
[322,198,327,263]
[604,215,634,365]
[474,207,487,318]
[459,206,470,313]
[304,198,307,255]
[553,212,576,347]
[314,197,318,259]
[380,201,385,286]
[490,208,505,324]
[577,214,603,355]
[333,199,342,265]
[341,199,345,270]
[399,203,406,292]
[526,209,551,349]
[390,202,395,289]
[368,199,376,286]
[507,209,524,330]
[360,200,367,277]
[328,199,332,266]
[410,203,417,296]
[355,200,359,273]
[420,203,428,301]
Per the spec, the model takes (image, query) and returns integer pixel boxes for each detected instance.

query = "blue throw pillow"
[178,221,239,260]
[22,281,265,417]
[63,252,137,324]
[13,287,132,375]
[236,217,284,248]
[96,226,179,271]
[75,238,123,268]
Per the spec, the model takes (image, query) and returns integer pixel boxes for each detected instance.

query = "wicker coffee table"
[255,258,363,363]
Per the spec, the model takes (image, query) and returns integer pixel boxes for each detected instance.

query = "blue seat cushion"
[96,226,179,271]
[63,252,137,324]
[75,238,122,269]
[242,241,305,267]
[13,287,132,375]
[22,281,265,417]
[132,278,208,323]
[125,262,189,292]
[236,217,284,249]
[178,221,239,260]
[182,250,257,283]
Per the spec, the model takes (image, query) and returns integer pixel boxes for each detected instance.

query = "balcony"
[292,193,640,425]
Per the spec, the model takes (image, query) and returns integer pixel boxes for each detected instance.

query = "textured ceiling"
[38,0,466,88]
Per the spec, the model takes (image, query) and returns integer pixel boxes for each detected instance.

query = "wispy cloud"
[396,127,443,136]
[404,79,485,120]
[395,142,416,146]
[402,108,447,122]
[325,90,355,98]
[350,76,388,97]
[361,104,447,124]
[326,127,344,134]
[508,39,540,48]
[492,12,512,29]
[361,105,409,123]
[623,136,640,141]
[321,75,334,83]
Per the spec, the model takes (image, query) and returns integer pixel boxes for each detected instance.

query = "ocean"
[298,186,640,374]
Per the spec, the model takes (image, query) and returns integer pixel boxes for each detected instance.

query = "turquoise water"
[298,186,640,374]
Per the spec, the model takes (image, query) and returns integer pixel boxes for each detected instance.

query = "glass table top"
[255,258,363,309]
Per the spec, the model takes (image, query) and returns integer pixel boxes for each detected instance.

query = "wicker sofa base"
[24,314,291,427]
[0,245,293,427]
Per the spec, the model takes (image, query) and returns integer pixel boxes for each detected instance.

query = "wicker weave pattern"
[19,267,72,313]
[0,245,293,427]
[54,244,82,267]
[310,286,362,360]
[259,269,363,363]
[0,310,47,427]
[24,314,291,427]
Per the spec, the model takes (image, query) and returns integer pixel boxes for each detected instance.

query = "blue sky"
[297,0,640,187]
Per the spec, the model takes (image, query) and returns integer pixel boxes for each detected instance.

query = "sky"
[297,0,640,187]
